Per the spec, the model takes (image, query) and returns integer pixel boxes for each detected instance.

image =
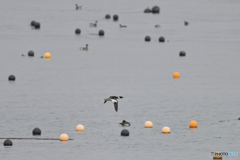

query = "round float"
[145,36,151,42]
[113,15,119,21]
[28,50,34,57]
[8,75,15,81]
[44,52,51,58]
[159,36,165,42]
[75,28,81,34]
[60,134,69,141]
[3,139,12,146]
[179,51,186,57]
[99,30,105,36]
[144,121,153,128]
[34,22,40,29]
[162,126,171,134]
[76,124,85,131]
[31,21,36,27]
[121,129,129,136]
[105,14,111,19]
[32,128,41,135]
[189,120,198,128]
[173,72,180,78]
[152,6,160,14]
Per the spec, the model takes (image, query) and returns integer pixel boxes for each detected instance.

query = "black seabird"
[103,96,125,112]
[119,120,130,126]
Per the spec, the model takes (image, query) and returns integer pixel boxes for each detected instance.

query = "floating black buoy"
[34,22,40,29]
[32,128,41,135]
[121,129,129,136]
[30,21,36,27]
[75,28,81,34]
[99,30,105,36]
[8,75,15,81]
[28,50,34,57]
[105,14,111,19]
[145,36,151,42]
[159,36,165,42]
[113,15,119,21]
[179,51,186,57]
[144,8,152,13]
[152,6,160,14]
[3,139,12,146]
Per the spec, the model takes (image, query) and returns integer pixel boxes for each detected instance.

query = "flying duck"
[90,21,97,27]
[76,4,83,10]
[103,96,125,112]
[119,24,127,28]
[80,44,88,51]
[119,120,130,126]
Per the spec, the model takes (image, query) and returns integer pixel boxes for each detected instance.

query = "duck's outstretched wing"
[114,102,118,112]
[111,99,118,112]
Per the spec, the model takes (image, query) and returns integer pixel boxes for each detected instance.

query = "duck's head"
[122,120,126,123]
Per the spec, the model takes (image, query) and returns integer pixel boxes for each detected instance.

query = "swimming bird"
[144,7,152,13]
[184,21,189,26]
[119,24,127,28]
[90,21,97,27]
[119,120,130,126]
[155,25,161,28]
[76,4,83,10]
[80,44,88,51]
[103,96,125,112]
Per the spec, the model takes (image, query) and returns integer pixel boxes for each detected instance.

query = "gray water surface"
[0,0,240,159]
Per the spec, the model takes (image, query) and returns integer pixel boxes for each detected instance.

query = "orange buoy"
[162,126,171,134]
[60,133,69,141]
[76,124,85,131]
[189,120,198,128]
[44,52,51,58]
[144,121,153,128]
[173,72,180,78]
